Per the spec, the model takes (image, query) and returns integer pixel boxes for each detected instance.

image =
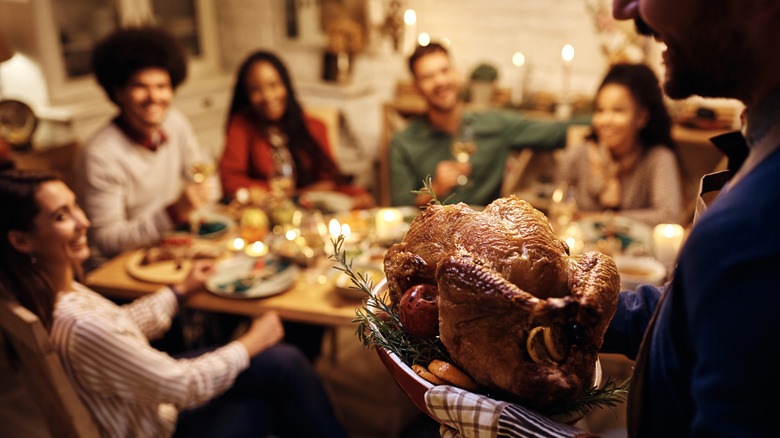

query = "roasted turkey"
[383,196,620,407]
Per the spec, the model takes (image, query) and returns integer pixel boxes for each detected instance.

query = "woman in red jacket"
[219,50,374,208]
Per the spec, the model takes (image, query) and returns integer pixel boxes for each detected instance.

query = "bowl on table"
[614,255,667,290]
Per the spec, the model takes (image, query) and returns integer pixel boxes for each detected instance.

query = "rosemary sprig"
[329,235,449,365]
[411,175,455,206]
[544,375,631,417]
[332,235,629,417]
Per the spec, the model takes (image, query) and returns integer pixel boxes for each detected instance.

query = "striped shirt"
[51,283,249,437]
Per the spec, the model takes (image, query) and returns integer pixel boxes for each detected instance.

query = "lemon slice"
[526,326,552,364]
[543,325,568,363]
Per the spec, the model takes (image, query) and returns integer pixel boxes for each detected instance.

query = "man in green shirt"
[390,43,574,206]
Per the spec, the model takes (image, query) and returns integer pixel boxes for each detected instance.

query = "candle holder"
[375,208,405,246]
[653,223,684,276]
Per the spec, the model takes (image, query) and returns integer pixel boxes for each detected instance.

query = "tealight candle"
[229,237,246,252]
[653,223,684,271]
[244,240,268,257]
[375,208,404,241]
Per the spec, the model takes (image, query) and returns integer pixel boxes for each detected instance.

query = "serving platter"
[369,278,603,425]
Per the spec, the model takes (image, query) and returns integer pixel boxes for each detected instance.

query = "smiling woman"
[218,50,375,208]
[556,63,683,226]
[0,169,349,437]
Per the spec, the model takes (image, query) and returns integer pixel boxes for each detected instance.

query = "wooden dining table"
[84,250,363,328]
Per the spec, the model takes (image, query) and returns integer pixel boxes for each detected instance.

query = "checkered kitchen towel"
[425,385,596,438]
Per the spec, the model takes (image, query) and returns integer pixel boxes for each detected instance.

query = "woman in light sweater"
[557,63,683,226]
[0,169,347,437]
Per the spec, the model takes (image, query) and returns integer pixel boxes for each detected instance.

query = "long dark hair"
[0,170,61,330]
[227,51,344,187]
[588,63,675,151]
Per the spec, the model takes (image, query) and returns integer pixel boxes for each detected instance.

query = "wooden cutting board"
[125,249,191,284]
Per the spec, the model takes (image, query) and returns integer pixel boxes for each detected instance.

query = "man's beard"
[662,38,749,101]
[634,16,749,101]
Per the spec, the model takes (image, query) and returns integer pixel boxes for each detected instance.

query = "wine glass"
[450,120,477,186]
[187,155,218,237]
[548,182,577,233]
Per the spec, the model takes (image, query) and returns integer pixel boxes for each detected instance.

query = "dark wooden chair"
[0,299,100,438]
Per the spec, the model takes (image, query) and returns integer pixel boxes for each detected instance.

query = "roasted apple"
[398,284,439,338]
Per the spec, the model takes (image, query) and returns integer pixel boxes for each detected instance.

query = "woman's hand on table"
[238,311,285,357]
[173,259,217,298]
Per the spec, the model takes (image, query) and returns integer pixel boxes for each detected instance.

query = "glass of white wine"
[187,157,217,237]
[450,120,477,186]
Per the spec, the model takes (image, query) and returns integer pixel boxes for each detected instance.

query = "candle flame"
[418,32,431,46]
[232,237,245,250]
[383,209,398,222]
[328,218,341,238]
[404,9,416,25]
[663,224,680,238]
[244,240,266,257]
[562,44,574,62]
[285,229,298,241]
[512,52,525,67]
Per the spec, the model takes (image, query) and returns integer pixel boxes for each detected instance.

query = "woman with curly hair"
[557,63,683,226]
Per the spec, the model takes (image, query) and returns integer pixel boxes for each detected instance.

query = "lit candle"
[511,51,526,107]
[244,240,268,257]
[229,237,246,252]
[341,223,352,240]
[403,9,418,54]
[653,224,684,271]
[558,43,574,119]
[328,218,342,239]
[375,208,404,241]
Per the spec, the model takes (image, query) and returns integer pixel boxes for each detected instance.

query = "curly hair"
[91,26,187,104]
[589,63,675,150]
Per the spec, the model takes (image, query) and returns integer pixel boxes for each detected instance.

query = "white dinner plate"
[206,254,299,299]
[577,215,653,252]
[299,191,353,213]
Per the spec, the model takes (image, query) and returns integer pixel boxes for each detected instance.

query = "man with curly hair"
[76,26,213,266]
